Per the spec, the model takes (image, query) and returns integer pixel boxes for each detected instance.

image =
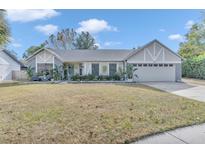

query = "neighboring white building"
[25,40,182,82]
[0,50,22,81]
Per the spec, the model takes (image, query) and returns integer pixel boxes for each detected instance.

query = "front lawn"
[0,83,205,143]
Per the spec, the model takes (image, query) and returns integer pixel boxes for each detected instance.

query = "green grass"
[0,83,205,143]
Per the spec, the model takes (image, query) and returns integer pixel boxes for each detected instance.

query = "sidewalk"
[182,78,205,86]
[134,123,205,144]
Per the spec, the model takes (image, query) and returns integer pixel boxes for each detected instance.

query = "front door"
[68,64,74,77]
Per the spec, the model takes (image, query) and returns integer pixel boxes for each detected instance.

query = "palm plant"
[0,10,10,47]
[26,66,33,80]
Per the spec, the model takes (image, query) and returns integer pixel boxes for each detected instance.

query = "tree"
[23,44,45,58]
[23,29,98,59]
[74,32,98,49]
[44,28,77,50]
[126,64,133,79]
[26,66,33,80]
[0,10,10,47]
[179,21,205,59]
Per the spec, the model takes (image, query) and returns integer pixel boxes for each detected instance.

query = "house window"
[169,64,173,67]
[37,63,53,74]
[109,63,117,76]
[164,64,168,67]
[159,64,163,67]
[148,64,153,67]
[138,64,142,67]
[92,64,99,76]
[154,64,158,67]
[143,64,147,67]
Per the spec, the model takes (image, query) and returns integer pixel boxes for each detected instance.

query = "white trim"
[143,49,146,61]
[145,47,163,62]
[84,63,86,75]
[26,48,64,62]
[146,48,154,60]
[154,48,163,61]
[125,39,182,61]
[108,63,110,76]
[127,61,181,64]
[35,56,37,73]
[162,48,165,62]
[36,62,54,64]
[53,56,55,69]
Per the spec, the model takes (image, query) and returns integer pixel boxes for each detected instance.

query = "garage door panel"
[0,65,12,81]
[133,65,175,82]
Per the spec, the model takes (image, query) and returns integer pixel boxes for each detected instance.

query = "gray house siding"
[24,40,182,82]
[175,63,182,81]
[0,50,21,81]
[54,57,63,67]
[26,56,36,73]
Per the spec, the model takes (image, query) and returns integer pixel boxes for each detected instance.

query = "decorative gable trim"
[125,39,182,61]
[25,48,63,62]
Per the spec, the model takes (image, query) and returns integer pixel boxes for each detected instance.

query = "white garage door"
[0,64,9,81]
[133,63,176,82]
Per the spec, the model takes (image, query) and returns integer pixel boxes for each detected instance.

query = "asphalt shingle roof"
[49,49,133,62]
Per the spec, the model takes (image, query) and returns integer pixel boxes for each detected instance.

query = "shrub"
[98,75,104,80]
[106,76,112,80]
[126,64,133,79]
[26,66,33,80]
[98,75,108,81]
[71,74,80,81]
[52,65,62,81]
[79,75,86,81]
[118,67,126,80]
[63,64,68,80]
[182,53,205,79]
[87,74,95,80]
[70,74,121,81]
[112,73,121,80]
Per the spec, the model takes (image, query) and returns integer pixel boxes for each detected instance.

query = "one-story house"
[0,49,23,81]
[25,39,182,82]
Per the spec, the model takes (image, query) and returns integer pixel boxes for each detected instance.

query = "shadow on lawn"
[0,82,25,88]
[115,83,164,92]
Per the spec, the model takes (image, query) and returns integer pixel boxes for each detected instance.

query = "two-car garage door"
[133,63,176,82]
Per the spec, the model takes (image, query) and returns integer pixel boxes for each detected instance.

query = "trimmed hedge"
[182,54,205,79]
[71,74,122,81]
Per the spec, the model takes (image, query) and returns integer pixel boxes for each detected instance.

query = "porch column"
[84,63,86,75]
[52,56,55,69]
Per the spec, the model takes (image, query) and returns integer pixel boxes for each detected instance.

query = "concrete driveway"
[134,79,205,144]
[135,123,205,144]
[142,80,205,102]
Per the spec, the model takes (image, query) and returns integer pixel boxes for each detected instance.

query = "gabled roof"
[50,49,132,62]
[25,48,64,62]
[25,39,182,63]
[125,39,182,60]
[1,49,24,66]
[26,48,133,62]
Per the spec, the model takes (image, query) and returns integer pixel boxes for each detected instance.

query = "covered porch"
[63,62,84,80]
